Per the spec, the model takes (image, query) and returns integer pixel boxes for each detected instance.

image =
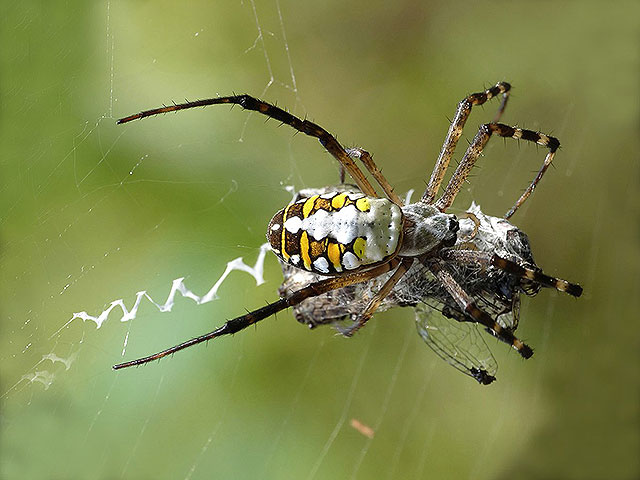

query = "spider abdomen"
[267,191,403,274]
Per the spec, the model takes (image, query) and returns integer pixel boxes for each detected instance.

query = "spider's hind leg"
[347,148,404,206]
[113,260,401,370]
[340,258,413,337]
[117,95,380,199]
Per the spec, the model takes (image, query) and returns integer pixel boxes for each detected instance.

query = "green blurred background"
[1,1,638,478]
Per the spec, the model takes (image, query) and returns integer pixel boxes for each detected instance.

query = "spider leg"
[441,249,583,297]
[112,259,400,370]
[503,148,556,220]
[117,95,378,198]
[347,148,404,206]
[422,82,511,204]
[427,260,534,359]
[492,254,583,296]
[341,258,413,337]
[435,123,559,213]
[457,211,481,243]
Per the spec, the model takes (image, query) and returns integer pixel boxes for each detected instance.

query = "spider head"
[399,203,458,256]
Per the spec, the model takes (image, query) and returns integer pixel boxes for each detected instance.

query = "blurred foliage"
[1,0,638,479]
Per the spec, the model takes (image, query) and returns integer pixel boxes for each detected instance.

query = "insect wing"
[475,288,520,332]
[415,302,498,385]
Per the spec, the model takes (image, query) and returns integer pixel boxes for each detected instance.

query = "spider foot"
[338,326,357,338]
[337,321,361,338]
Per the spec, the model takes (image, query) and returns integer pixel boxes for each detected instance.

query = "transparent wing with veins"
[415,301,498,385]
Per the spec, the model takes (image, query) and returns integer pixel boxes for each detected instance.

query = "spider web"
[2,2,638,479]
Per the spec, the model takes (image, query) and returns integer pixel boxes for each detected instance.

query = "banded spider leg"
[113,259,400,369]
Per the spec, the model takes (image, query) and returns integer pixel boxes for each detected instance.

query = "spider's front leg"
[441,249,583,297]
[422,82,511,204]
[428,260,534,359]
[435,123,560,217]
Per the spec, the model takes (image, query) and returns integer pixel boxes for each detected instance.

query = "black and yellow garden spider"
[113,82,582,384]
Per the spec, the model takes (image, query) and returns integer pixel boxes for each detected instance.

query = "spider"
[277,188,549,384]
[113,82,582,384]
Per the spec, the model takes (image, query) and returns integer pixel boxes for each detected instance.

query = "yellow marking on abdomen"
[355,197,370,212]
[353,237,367,259]
[300,231,312,270]
[328,242,342,270]
[281,204,292,261]
[331,193,348,209]
[303,195,319,218]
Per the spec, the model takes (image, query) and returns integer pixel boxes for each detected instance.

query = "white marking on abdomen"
[299,198,402,264]
[313,257,330,273]
[283,216,302,234]
[342,251,360,270]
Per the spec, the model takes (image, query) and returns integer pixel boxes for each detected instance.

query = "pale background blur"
[1,1,638,478]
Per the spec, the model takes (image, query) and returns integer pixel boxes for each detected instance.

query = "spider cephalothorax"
[113,82,582,384]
